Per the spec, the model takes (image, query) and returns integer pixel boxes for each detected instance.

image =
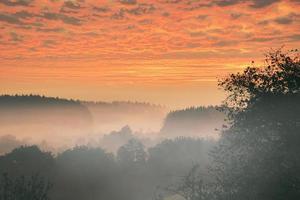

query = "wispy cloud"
[0,0,299,87]
[0,0,34,7]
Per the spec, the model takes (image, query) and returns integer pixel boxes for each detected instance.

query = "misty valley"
[0,95,221,200]
[0,94,224,153]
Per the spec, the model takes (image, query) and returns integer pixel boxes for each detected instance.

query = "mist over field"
[0,95,225,154]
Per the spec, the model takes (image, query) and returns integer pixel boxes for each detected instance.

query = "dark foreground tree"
[166,165,211,200]
[0,173,51,200]
[211,49,300,200]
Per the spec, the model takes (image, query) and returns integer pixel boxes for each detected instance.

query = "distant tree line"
[0,94,81,107]
[161,106,225,137]
[0,94,165,111]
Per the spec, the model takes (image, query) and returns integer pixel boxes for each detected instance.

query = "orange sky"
[0,0,300,108]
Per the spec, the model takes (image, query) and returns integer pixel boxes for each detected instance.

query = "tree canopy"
[211,49,300,200]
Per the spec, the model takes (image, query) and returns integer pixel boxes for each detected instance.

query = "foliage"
[166,165,211,200]
[0,137,214,200]
[160,106,225,137]
[219,48,300,115]
[211,49,300,200]
[0,94,81,107]
[117,138,147,166]
[0,173,51,200]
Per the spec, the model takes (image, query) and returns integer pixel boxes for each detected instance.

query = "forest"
[0,49,299,200]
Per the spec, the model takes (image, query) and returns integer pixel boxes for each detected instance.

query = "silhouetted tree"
[211,49,300,200]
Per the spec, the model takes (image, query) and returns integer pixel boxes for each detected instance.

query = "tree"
[148,138,215,200]
[0,173,51,200]
[54,146,117,200]
[117,139,147,166]
[166,165,210,200]
[211,49,300,200]
[0,146,54,179]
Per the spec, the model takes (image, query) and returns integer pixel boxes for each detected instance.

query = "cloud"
[36,27,65,32]
[274,13,299,25]
[160,49,246,59]
[10,32,23,42]
[41,12,82,25]
[196,15,209,20]
[183,0,280,10]
[189,31,206,37]
[274,16,293,24]
[111,3,155,19]
[185,42,201,48]
[257,20,270,26]
[111,9,126,20]
[63,1,82,9]
[60,0,85,13]
[42,39,57,48]
[125,3,155,15]
[14,10,35,19]
[0,11,45,29]
[0,0,299,66]
[230,12,243,19]
[83,31,99,36]
[183,2,213,10]
[213,40,238,47]
[119,0,137,5]
[0,0,34,7]
[139,19,152,25]
[1,8,83,27]
[213,0,280,8]
[0,13,25,25]
[161,12,170,17]
[250,0,280,8]
[93,6,110,13]
[288,34,300,41]
[160,0,182,4]
[214,0,242,7]
[247,37,276,43]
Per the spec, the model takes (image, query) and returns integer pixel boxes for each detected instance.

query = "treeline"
[84,100,166,110]
[161,106,225,137]
[0,94,81,107]
[0,94,168,134]
[0,138,215,200]
[0,94,166,110]
[0,94,93,147]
